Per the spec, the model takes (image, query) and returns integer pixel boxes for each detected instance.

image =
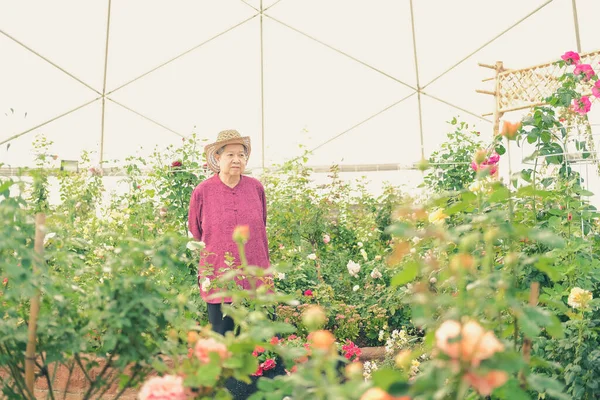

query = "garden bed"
[3,346,386,399]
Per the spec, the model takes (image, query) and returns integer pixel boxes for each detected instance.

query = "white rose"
[357,242,363,248]
[353,285,360,292]
[360,249,368,261]
[201,278,211,292]
[347,260,361,277]
[370,268,382,279]
[277,272,286,280]
[307,253,317,260]
[568,287,593,309]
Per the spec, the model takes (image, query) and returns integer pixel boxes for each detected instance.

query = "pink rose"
[171,160,182,168]
[194,338,230,364]
[571,96,592,115]
[260,358,277,371]
[323,234,331,244]
[435,320,504,366]
[573,64,596,81]
[464,370,509,396]
[486,152,500,165]
[592,81,600,99]
[471,153,499,176]
[270,336,281,345]
[304,289,313,297]
[138,375,186,400]
[435,320,462,359]
[561,51,580,65]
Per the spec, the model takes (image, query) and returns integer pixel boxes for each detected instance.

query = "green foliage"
[423,118,484,192]
[262,157,410,345]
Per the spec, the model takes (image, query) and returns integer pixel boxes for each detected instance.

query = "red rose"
[252,345,265,357]
[304,289,313,297]
[260,358,276,371]
[252,367,263,376]
[2,278,7,286]
[171,160,183,168]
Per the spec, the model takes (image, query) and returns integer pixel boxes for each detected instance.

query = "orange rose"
[187,331,200,345]
[194,338,231,364]
[360,388,411,400]
[449,254,475,272]
[464,370,509,396]
[232,225,250,244]
[500,120,521,140]
[435,320,504,366]
[310,330,336,351]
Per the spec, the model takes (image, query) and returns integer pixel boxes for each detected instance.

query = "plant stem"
[62,360,76,400]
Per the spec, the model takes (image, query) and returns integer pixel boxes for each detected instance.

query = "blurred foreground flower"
[464,370,509,396]
[360,387,410,400]
[194,338,231,364]
[428,208,448,225]
[500,120,521,140]
[232,225,250,244]
[138,375,186,400]
[302,305,326,330]
[435,320,504,366]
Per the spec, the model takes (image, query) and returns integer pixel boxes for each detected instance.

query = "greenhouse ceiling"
[1,0,599,177]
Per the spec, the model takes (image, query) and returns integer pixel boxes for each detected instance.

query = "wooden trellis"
[479,50,600,135]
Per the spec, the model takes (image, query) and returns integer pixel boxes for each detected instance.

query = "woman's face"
[216,144,247,176]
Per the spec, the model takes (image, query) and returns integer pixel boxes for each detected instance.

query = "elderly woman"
[188,129,271,335]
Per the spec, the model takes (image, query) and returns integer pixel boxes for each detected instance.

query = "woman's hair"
[216,144,248,156]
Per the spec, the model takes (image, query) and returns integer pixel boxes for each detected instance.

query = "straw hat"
[204,129,251,173]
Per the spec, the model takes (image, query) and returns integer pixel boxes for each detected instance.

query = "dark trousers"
[207,302,236,335]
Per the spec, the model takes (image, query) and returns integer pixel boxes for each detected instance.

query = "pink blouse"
[188,174,271,304]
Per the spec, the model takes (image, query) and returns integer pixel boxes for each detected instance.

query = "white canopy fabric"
[1,0,599,189]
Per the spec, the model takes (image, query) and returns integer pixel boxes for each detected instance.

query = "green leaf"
[528,229,565,248]
[461,191,477,203]
[494,378,530,400]
[445,201,468,216]
[530,356,563,371]
[533,257,562,282]
[257,377,276,391]
[540,131,551,143]
[372,368,406,391]
[489,186,510,203]
[545,314,564,339]
[385,222,414,237]
[486,351,525,373]
[577,189,594,197]
[515,186,552,198]
[518,309,541,338]
[391,262,419,286]
[0,181,12,194]
[527,374,569,398]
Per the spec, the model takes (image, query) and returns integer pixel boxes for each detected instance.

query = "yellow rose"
[428,209,448,225]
